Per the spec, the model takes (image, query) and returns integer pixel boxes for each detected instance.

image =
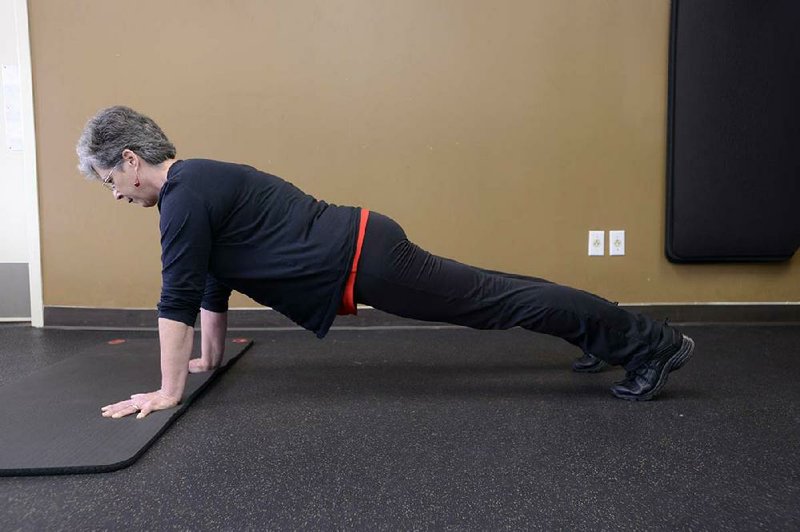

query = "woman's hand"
[101,390,180,420]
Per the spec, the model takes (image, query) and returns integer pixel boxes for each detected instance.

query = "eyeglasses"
[101,165,118,191]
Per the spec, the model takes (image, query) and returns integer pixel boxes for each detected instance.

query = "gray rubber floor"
[1,323,798,530]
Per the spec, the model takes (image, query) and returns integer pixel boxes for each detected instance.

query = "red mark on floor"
[107,339,127,345]
[232,338,249,344]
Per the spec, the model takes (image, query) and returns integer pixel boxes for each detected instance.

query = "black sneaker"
[572,353,608,373]
[610,327,694,401]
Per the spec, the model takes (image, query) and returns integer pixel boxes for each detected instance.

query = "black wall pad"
[666,0,800,262]
[0,338,252,477]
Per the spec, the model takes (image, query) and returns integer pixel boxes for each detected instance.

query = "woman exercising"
[76,106,694,419]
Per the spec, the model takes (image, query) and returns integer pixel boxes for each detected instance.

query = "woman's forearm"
[158,317,194,399]
[200,308,228,366]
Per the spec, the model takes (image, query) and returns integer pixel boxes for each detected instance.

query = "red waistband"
[337,209,370,315]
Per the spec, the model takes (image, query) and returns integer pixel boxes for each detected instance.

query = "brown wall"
[28,0,799,310]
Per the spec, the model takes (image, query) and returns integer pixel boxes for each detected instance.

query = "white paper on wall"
[2,64,23,151]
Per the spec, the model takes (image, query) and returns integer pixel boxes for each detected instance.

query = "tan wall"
[29,0,799,310]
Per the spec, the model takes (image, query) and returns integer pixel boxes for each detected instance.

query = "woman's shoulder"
[160,159,235,209]
[161,158,280,208]
[172,158,284,183]
[172,158,247,175]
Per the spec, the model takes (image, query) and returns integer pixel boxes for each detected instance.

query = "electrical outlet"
[610,230,625,256]
[588,231,605,256]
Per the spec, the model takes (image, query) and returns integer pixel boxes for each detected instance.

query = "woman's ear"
[121,148,137,166]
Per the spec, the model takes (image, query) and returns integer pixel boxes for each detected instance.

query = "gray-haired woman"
[77,106,694,419]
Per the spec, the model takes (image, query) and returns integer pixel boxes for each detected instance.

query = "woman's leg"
[354,212,665,370]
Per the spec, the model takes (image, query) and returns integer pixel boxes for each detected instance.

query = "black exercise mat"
[0,337,252,477]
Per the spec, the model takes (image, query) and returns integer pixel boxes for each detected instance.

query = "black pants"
[354,212,665,370]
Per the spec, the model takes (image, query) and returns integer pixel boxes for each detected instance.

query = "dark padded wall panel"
[666,0,800,262]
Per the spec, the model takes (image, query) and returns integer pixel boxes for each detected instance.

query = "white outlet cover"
[588,230,605,256]
[610,230,625,256]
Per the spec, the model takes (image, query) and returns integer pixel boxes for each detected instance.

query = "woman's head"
[76,106,176,181]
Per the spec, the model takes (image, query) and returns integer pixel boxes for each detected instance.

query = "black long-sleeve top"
[156,159,360,338]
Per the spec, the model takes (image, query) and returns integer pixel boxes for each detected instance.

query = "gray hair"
[76,106,177,180]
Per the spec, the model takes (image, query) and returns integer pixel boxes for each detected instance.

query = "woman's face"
[98,160,158,207]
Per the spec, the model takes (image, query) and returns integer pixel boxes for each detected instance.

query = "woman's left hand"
[101,390,180,420]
